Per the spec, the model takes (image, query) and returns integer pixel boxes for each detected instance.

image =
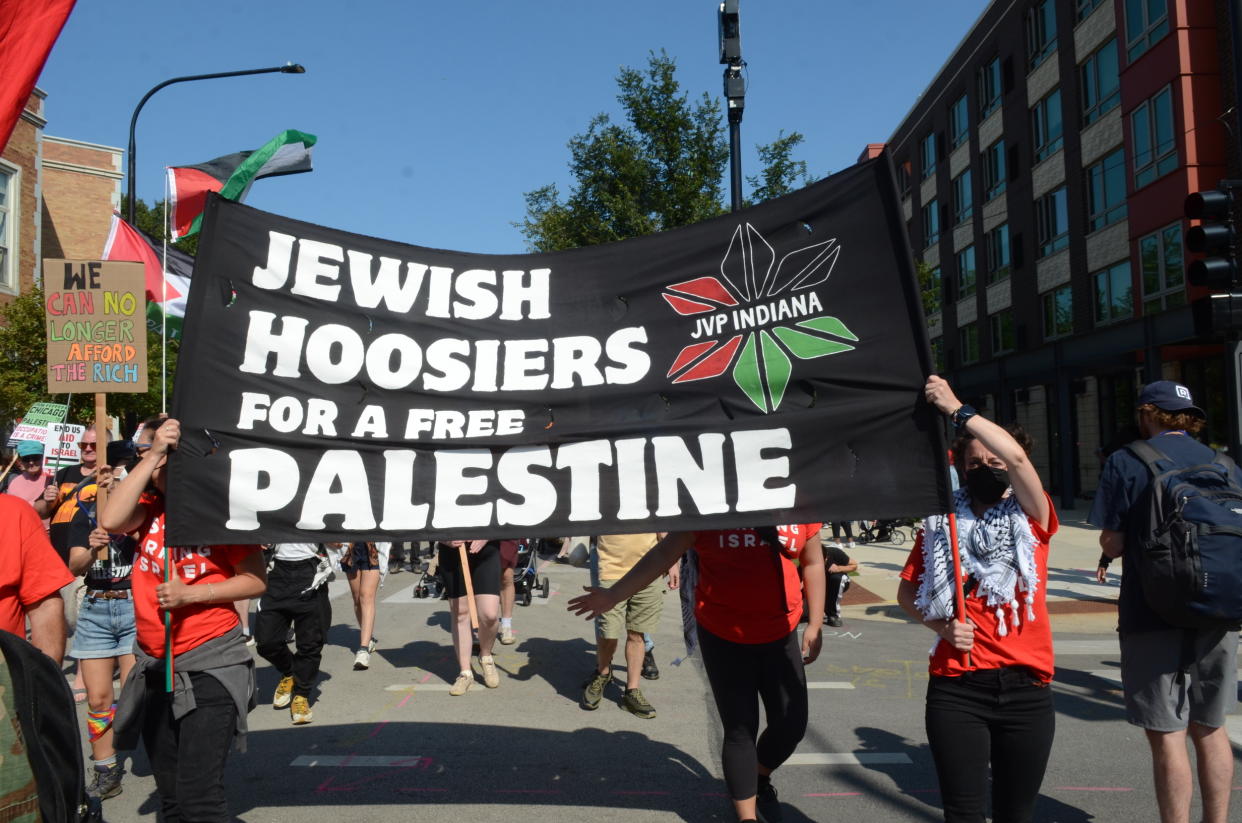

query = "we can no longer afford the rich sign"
[44,260,148,393]
[168,160,949,545]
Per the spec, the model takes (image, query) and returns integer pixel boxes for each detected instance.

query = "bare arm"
[925,375,1049,530]
[897,577,974,652]
[568,532,695,618]
[828,559,859,574]
[101,420,179,532]
[1099,529,1125,559]
[157,549,268,610]
[800,535,826,663]
[26,594,66,665]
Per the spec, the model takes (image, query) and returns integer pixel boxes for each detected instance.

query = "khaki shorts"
[596,578,664,639]
[1120,628,1239,731]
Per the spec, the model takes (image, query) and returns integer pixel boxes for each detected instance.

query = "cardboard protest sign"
[168,156,949,544]
[44,260,148,393]
[6,401,68,447]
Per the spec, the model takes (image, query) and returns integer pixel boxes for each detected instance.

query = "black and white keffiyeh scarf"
[915,487,1039,637]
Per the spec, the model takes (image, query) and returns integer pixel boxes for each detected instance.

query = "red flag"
[0,0,76,151]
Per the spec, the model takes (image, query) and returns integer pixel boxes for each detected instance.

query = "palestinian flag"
[101,214,194,338]
[166,129,316,239]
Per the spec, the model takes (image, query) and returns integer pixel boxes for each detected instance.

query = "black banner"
[167,156,949,544]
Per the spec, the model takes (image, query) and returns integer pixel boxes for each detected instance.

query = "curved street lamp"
[126,62,306,224]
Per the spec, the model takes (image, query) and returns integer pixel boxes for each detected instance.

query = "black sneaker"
[824,615,843,627]
[87,762,124,800]
[641,649,660,680]
[756,775,782,822]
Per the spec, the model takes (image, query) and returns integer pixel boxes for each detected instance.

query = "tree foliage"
[520,51,810,252]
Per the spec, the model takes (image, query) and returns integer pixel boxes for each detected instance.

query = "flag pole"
[160,186,169,415]
[947,513,970,667]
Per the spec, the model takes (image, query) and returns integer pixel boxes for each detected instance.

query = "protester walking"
[438,539,502,695]
[337,540,388,670]
[254,542,333,725]
[1089,381,1238,823]
[897,375,1057,823]
[498,539,520,645]
[569,525,824,823]
[101,417,267,823]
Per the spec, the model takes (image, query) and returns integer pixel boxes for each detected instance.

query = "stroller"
[412,542,446,599]
[513,539,551,606]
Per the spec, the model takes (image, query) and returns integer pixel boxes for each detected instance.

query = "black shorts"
[437,543,501,599]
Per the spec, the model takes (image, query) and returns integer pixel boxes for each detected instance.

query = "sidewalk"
[831,509,1121,634]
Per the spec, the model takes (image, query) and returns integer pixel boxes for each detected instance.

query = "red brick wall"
[0,90,44,306]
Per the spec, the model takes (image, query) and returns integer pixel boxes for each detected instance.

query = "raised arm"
[101,419,180,533]
[567,532,695,618]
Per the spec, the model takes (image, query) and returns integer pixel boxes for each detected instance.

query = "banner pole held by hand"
[457,543,480,631]
[947,511,971,667]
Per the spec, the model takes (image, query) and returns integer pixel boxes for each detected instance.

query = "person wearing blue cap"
[2,441,54,522]
[1089,380,1237,823]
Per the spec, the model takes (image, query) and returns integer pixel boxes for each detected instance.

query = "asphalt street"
[80,549,1241,822]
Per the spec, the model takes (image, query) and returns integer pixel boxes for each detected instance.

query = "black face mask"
[965,465,1010,504]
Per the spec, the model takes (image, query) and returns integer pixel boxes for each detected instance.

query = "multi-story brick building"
[883,0,1232,509]
[0,88,123,306]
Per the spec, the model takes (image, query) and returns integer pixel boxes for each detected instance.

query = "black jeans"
[825,572,849,619]
[925,668,1055,823]
[255,558,331,698]
[141,669,237,822]
[697,625,808,800]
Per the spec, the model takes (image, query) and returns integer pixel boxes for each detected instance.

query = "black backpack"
[1127,440,1242,629]
[0,630,102,822]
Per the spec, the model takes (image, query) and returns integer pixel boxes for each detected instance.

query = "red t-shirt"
[693,527,807,644]
[0,496,74,635]
[900,494,1059,683]
[133,493,260,657]
[776,523,822,558]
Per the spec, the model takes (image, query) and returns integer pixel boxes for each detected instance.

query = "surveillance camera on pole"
[718,0,744,211]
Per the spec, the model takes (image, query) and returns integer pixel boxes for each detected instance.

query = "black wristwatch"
[951,404,977,430]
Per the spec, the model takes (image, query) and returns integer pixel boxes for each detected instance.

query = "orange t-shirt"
[693,527,808,644]
[0,496,74,635]
[900,494,1058,683]
[133,494,260,657]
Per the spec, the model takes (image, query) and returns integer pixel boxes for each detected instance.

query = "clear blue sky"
[39,1,988,254]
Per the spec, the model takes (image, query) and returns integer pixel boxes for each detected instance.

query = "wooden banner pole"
[457,544,480,631]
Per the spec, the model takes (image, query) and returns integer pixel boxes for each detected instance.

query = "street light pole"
[125,62,306,225]
[719,0,744,212]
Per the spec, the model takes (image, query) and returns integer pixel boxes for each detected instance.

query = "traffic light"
[1187,183,1242,338]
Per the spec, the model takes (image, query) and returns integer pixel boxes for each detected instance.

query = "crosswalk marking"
[806,682,856,690]
[785,753,912,766]
[291,755,430,767]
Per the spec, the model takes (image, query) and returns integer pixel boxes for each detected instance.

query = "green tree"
[745,130,809,205]
[520,51,809,252]
[916,260,941,315]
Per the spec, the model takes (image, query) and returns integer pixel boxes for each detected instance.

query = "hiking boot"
[449,671,474,696]
[290,695,313,725]
[825,615,843,627]
[641,649,659,680]
[621,687,656,719]
[756,775,782,822]
[272,675,294,709]
[86,762,124,800]
[499,625,516,645]
[353,649,371,670]
[581,669,610,710]
[479,654,500,688]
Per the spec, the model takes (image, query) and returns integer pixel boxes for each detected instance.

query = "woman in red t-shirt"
[569,526,825,823]
[100,417,267,822]
[897,376,1057,823]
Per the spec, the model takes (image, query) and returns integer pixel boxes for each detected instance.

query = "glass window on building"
[1042,283,1073,339]
[986,223,1011,283]
[923,264,942,314]
[921,132,937,179]
[1140,223,1186,314]
[959,323,980,365]
[1086,147,1127,231]
[990,310,1016,355]
[952,169,974,225]
[898,160,912,196]
[1132,86,1176,188]
[1077,0,1104,20]
[949,94,969,149]
[957,245,977,299]
[1125,0,1169,61]
[1026,0,1057,70]
[1093,260,1133,324]
[1081,39,1120,126]
[923,199,940,248]
[979,57,1002,119]
[1036,187,1069,258]
[1032,89,1064,163]
[931,337,945,373]
[0,168,11,295]
[983,139,1006,200]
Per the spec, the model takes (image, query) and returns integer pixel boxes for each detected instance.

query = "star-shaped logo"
[662,223,857,413]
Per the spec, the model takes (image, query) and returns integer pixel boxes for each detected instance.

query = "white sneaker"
[449,671,473,696]
[479,655,500,688]
[499,626,516,645]
[353,649,370,670]
[367,636,378,653]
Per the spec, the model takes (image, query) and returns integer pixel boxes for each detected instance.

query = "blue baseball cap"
[16,441,43,458]
[1138,380,1205,418]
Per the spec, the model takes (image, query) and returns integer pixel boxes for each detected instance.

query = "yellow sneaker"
[272,675,294,709]
[449,671,474,696]
[290,695,313,725]
[479,655,500,688]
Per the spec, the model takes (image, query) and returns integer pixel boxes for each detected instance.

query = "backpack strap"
[1125,439,1170,476]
